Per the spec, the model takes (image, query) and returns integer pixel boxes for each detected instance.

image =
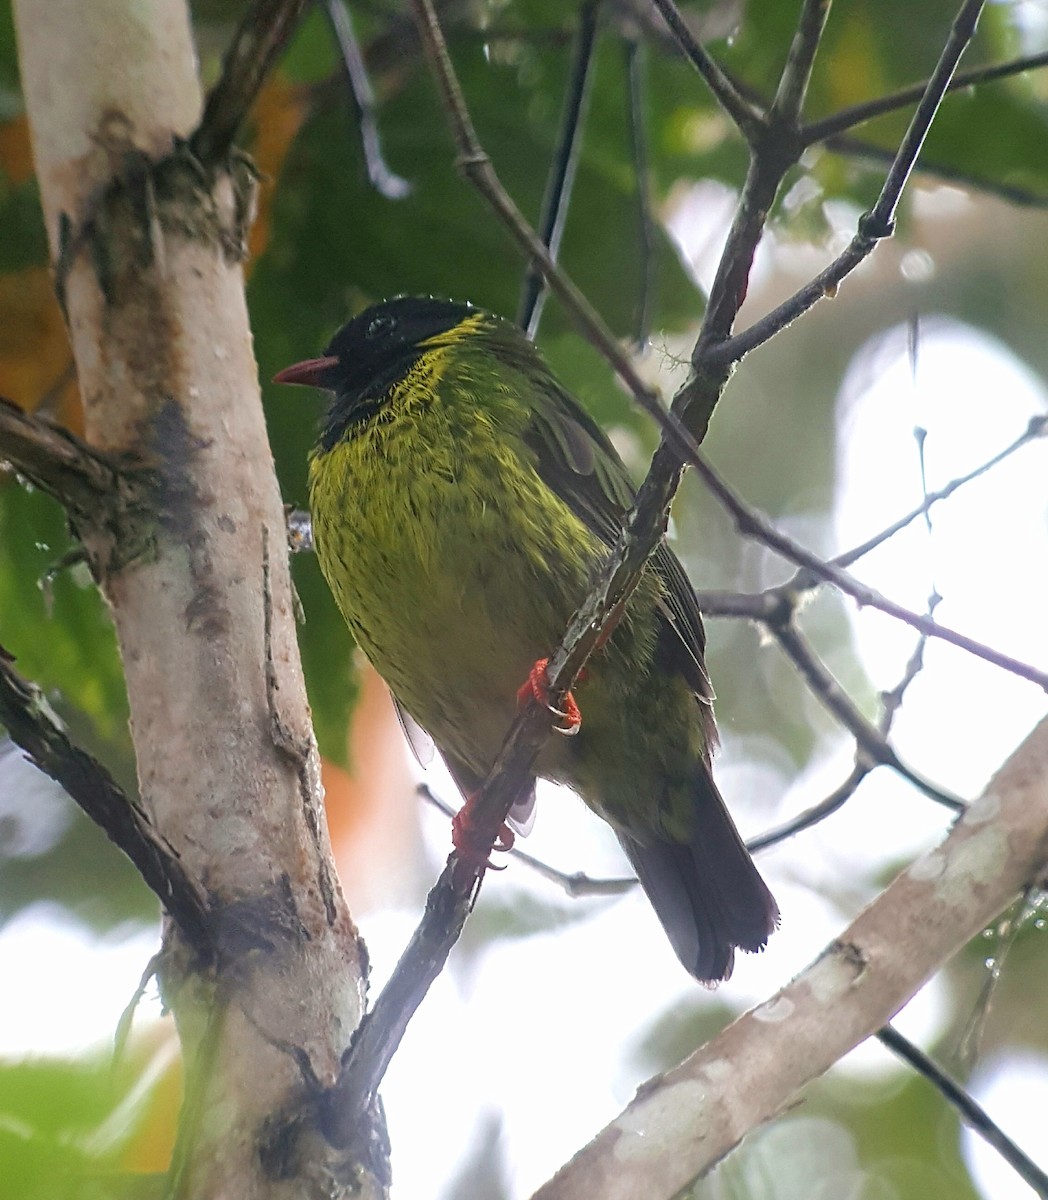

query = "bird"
[274,296,778,982]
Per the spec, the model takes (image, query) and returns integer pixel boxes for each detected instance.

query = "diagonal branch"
[833,414,1047,571]
[530,716,1048,1200]
[648,0,764,142]
[710,0,988,370]
[418,783,636,898]
[687,452,1048,690]
[747,761,871,853]
[770,616,962,810]
[321,0,411,200]
[866,0,984,233]
[409,0,690,457]
[0,645,213,958]
[0,395,129,527]
[518,0,600,338]
[624,36,657,347]
[769,0,831,124]
[804,49,1048,145]
[877,1024,1048,1198]
[192,0,312,164]
[823,130,1048,209]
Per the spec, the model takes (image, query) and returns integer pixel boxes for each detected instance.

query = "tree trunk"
[13,2,386,1194]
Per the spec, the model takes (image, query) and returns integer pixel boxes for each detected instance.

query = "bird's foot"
[517,657,581,736]
[452,794,515,871]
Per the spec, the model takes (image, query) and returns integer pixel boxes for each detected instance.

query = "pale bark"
[14,2,383,1195]
[532,716,1048,1200]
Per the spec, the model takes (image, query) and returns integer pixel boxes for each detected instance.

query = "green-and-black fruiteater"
[276,296,779,982]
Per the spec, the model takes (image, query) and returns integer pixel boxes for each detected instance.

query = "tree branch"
[770,616,962,810]
[804,49,1048,145]
[623,36,657,348]
[877,1024,1048,1198]
[408,0,693,459]
[822,131,1048,209]
[417,783,636,898]
[0,645,213,958]
[710,0,987,370]
[648,0,763,142]
[192,0,312,164]
[832,414,1047,571]
[0,395,142,529]
[769,0,830,124]
[518,1,600,338]
[686,452,1048,691]
[747,761,871,853]
[531,716,1048,1200]
[321,0,411,201]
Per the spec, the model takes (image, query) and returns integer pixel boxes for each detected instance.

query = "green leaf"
[0,1053,159,1200]
[0,481,129,750]
[0,174,48,270]
[0,2,20,116]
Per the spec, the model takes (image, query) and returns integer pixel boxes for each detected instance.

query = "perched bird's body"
[278,297,778,981]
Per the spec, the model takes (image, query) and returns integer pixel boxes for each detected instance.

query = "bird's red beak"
[272,355,340,388]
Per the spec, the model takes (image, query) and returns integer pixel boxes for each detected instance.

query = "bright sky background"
[2,190,1047,1197]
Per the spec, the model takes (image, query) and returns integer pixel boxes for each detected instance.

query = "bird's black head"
[274,296,479,450]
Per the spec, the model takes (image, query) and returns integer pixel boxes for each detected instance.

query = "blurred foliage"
[0,1043,172,1200]
[692,1078,983,1200]
[1,0,1048,1197]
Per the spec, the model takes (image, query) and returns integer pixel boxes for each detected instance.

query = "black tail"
[619,770,778,983]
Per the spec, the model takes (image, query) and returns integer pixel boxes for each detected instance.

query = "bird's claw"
[452,798,515,871]
[517,657,582,735]
[549,696,581,735]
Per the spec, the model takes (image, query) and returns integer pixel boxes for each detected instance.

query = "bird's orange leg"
[516,657,581,736]
[452,794,515,871]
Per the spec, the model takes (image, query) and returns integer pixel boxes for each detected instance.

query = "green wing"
[519,365,714,709]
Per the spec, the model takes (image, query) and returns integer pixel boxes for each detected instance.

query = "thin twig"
[688,452,1048,691]
[409,0,698,464]
[822,130,1048,210]
[746,587,951,854]
[956,896,1031,1071]
[518,1,600,337]
[770,617,962,810]
[833,414,1047,571]
[700,573,954,851]
[747,573,953,855]
[648,0,764,142]
[868,0,984,233]
[320,0,411,200]
[747,761,871,853]
[877,1024,1048,1199]
[710,0,988,370]
[879,593,940,735]
[0,645,213,958]
[687,146,797,384]
[192,0,312,164]
[804,49,1048,145]
[624,36,657,348]
[417,784,636,898]
[769,0,831,125]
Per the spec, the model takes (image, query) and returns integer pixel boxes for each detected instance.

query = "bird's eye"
[366,315,396,340]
